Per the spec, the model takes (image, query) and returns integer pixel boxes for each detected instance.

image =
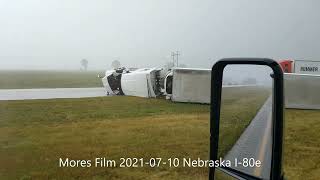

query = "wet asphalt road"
[223,97,272,179]
[0,87,107,100]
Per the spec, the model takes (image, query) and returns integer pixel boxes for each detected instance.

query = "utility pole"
[171,51,181,67]
[171,52,175,66]
[175,51,180,67]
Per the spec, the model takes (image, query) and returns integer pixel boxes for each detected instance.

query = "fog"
[0,0,319,70]
[223,65,273,85]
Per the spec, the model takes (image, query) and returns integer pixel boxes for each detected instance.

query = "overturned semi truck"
[100,67,253,104]
[100,61,320,109]
[101,67,165,98]
[100,67,213,102]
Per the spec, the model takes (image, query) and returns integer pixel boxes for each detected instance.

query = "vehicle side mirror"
[209,58,284,180]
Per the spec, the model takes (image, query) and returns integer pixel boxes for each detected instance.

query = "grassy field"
[0,70,104,89]
[283,109,320,180]
[0,87,269,180]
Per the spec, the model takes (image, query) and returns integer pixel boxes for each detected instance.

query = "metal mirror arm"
[209,58,284,180]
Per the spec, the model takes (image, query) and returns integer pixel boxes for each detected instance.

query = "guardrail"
[284,73,320,109]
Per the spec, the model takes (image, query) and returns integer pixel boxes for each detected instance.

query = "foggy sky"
[0,0,319,70]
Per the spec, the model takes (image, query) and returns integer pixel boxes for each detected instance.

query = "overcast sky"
[0,0,319,70]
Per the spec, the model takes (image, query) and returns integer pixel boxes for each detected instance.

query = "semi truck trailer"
[279,59,320,74]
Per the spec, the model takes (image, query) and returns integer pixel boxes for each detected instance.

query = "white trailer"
[294,60,320,75]
[164,68,256,104]
[284,73,320,109]
[167,68,211,103]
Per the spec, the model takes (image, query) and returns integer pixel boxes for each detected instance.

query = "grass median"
[283,109,320,180]
[0,70,104,89]
[0,87,278,179]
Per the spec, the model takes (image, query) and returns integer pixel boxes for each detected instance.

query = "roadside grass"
[1,86,318,180]
[0,70,104,89]
[0,87,273,179]
[283,109,320,180]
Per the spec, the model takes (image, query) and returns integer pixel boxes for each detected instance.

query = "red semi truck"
[279,59,320,74]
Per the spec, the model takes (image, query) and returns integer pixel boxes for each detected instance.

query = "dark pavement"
[224,97,272,179]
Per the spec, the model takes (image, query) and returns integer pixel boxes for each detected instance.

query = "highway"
[223,97,272,179]
[0,87,107,100]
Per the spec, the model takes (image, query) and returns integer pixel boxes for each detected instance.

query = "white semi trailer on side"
[279,59,320,109]
[294,60,320,74]
[164,68,211,103]
[279,59,320,74]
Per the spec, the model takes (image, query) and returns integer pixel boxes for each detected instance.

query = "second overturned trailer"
[166,68,211,103]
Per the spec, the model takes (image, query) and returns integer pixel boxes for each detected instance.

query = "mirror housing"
[210,58,284,180]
